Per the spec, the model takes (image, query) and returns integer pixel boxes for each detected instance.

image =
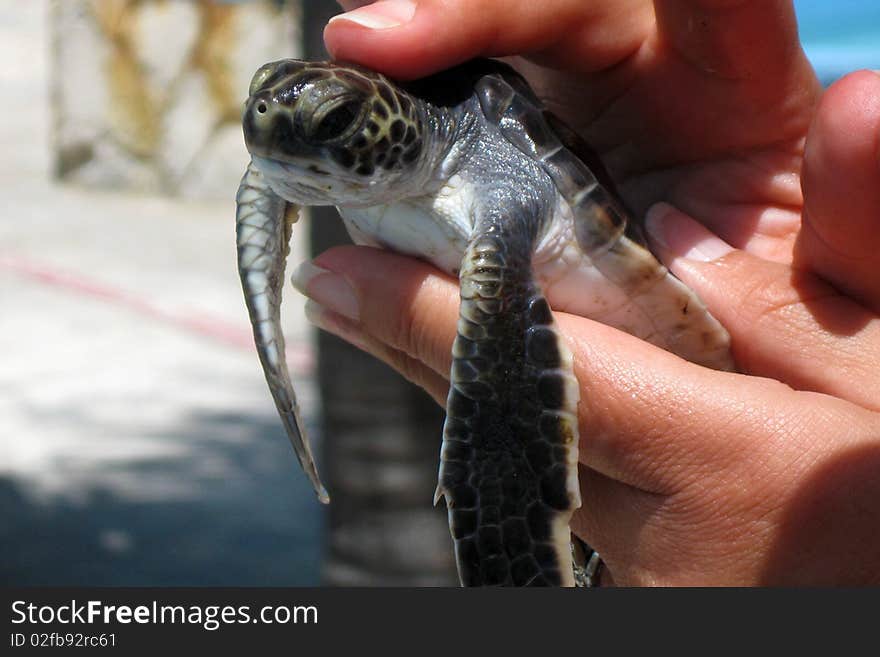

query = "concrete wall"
[51,0,301,199]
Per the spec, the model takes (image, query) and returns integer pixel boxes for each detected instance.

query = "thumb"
[645,202,880,411]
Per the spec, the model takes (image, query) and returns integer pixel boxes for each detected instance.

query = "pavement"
[0,1,322,585]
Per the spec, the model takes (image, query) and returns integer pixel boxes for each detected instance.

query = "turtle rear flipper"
[437,216,581,587]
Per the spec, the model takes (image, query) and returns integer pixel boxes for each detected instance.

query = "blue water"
[795,0,880,83]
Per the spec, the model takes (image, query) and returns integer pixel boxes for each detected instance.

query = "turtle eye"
[313,100,361,141]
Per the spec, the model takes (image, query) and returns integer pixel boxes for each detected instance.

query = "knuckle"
[386,346,424,384]
[734,266,801,327]
[382,347,448,404]
[384,277,455,372]
[389,302,434,362]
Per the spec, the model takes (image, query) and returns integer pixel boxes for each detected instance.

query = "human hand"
[295,1,880,584]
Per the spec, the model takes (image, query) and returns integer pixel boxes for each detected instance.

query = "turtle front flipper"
[437,222,581,586]
[236,161,329,504]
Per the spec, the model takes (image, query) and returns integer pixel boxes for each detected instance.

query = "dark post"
[302,2,456,585]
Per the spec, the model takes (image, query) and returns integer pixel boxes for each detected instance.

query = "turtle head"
[243,59,429,206]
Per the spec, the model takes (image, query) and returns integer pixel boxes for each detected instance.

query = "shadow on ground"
[0,410,322,586]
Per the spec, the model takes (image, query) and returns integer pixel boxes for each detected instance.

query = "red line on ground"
[0,254,314,373]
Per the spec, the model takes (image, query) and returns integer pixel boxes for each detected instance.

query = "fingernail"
[645,202,733,263]
[303,297,326,326]
[291,261,360,321]
[304,299,369,351]
[329,0,416,29]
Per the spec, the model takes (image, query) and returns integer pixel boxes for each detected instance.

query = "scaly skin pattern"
[235,162,329,504]
[236,58,734,586]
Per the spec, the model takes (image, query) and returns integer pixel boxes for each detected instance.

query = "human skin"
[292,0,880,585]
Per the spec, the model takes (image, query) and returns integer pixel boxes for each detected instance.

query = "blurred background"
[1,0,877,586]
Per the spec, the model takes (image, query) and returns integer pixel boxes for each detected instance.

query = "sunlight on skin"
[301,0,880,585]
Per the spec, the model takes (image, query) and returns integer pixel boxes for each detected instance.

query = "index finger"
[325,0,653,78]
[296,246,876,496]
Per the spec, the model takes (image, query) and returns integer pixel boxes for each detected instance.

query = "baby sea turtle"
[235,58,734,587]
